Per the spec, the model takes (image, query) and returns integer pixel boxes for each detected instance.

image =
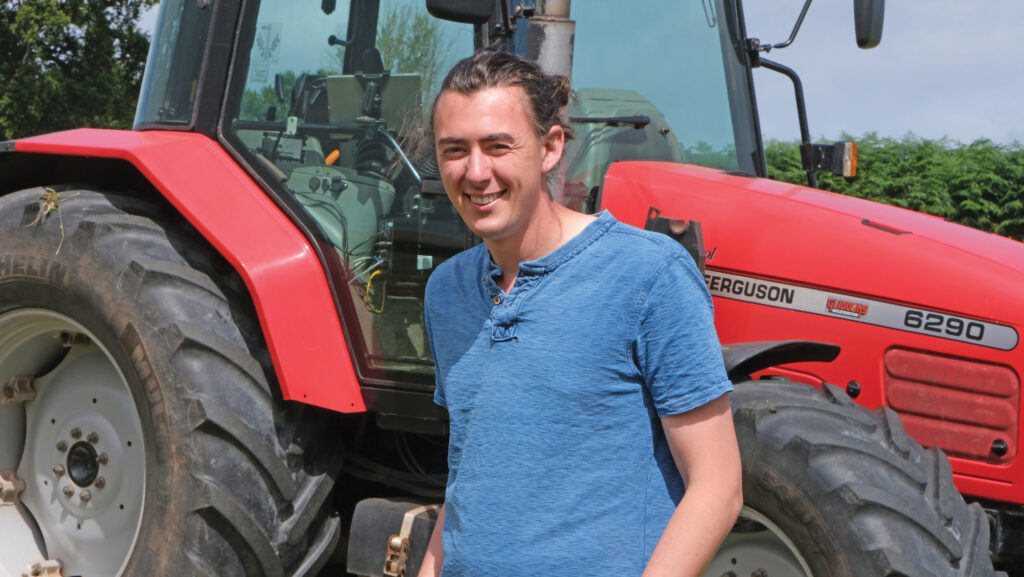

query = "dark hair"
[431,49,574,141]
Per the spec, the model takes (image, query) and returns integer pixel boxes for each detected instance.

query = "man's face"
[433,86,563,244]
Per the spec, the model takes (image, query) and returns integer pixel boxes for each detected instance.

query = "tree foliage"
[0,0,155,140]
[375,4,452,103]
[240,71,297,122]
[765,134,1024,241]
[682,142,737,172]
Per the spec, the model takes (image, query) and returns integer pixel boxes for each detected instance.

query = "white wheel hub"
[0,310,145,577]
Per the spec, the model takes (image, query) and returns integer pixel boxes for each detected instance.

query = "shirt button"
[492,296,502,305]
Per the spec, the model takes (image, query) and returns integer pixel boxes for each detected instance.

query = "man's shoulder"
[605,219,686,249]
[598,218,697,270]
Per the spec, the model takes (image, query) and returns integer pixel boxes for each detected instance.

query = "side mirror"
[854,0,884,48]
[425,0,493,24]
[801,141,858,178]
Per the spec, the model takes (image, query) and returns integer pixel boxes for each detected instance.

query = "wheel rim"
[702,505,813,577]
[0,309,145,576]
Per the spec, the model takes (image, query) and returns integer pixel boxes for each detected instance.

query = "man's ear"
[540,125,565,173]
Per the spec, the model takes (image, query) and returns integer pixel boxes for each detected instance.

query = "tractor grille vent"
[884,347,1019,464]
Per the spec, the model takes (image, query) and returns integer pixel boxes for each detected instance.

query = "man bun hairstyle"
[432,49,575,142]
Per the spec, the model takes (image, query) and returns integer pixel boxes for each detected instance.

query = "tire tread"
[732,379,1000,577]
[0,189,342,576]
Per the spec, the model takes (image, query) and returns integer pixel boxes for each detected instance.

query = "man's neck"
[487,203,595,294]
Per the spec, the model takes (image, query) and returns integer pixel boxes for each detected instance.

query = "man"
[419,50,742,577]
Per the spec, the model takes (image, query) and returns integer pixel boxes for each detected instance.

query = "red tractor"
[0,0,1019,575]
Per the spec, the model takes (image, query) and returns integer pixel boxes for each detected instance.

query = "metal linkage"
[26,559,64,577]
[1,376,36,405]
[0,472,26,505]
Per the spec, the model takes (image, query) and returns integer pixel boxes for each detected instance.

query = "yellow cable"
[365,269,386,314]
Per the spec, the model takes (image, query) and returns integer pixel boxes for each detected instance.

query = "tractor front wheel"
[0,188,341,576]
[703,379,1001,577]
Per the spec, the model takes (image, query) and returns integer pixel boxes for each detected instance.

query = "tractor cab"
[133,0,792,397]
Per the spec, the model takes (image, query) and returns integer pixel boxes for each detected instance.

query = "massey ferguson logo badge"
[827,297,869,318]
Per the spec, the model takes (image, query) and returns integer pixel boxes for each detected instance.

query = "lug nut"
[62,485,74,498]
[53,465,65,477]
[86,432,99,444]
[56,440,68,452]
[79,490,92,503]
[97,452,109,465]
[70,427,82,439]
[94,477,106,489]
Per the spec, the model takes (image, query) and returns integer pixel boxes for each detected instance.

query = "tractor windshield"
[563,0,761,209]
[223,0,473,387]
[575,2,748,167]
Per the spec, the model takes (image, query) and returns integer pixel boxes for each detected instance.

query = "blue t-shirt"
[424,211,732,576]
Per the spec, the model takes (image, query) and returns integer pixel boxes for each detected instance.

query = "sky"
[743,1,1024,145]
[140,1,1023,145]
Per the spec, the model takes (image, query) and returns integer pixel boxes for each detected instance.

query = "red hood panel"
[601,161,1024,328]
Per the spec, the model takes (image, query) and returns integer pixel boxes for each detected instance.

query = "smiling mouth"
[468,191,504,206]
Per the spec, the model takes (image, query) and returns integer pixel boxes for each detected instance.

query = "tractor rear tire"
[0,188,342,576]
[705,378,1002,577]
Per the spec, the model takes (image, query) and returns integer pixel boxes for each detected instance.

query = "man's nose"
[466,148,492,183]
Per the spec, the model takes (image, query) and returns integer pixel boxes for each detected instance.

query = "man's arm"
[417,504,445,577]
[642,394,742,577]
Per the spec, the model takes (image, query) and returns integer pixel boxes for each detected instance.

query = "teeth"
[469,192,500,205]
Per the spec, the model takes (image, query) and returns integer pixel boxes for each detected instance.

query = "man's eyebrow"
[435,133,517,146]
[481,133,516,143]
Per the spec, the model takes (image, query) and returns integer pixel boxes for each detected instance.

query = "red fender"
[16,128,366,413]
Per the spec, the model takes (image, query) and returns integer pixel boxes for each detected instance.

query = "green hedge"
[765,134,1024,242]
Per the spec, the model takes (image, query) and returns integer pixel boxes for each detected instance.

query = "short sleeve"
[634,253,732,417]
